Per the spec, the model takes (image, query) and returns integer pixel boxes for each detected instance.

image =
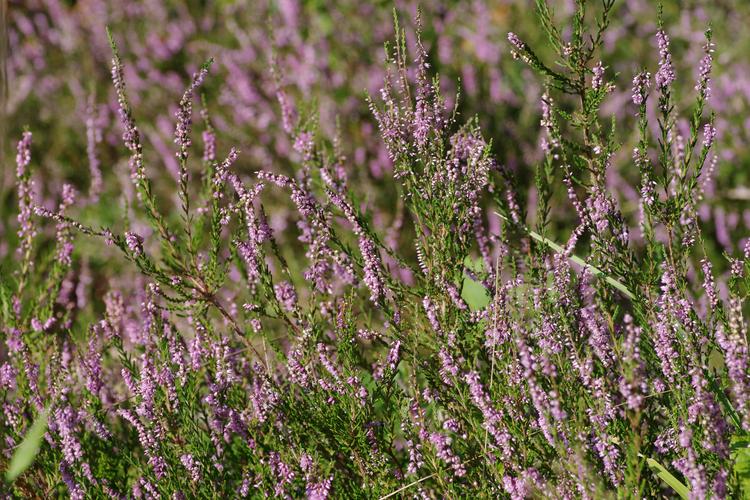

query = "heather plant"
[3,1,750,499]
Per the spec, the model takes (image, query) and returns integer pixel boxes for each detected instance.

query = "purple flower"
[592,61,605,90]
[406,438,424,476]
[423,296,442,335]
[674,426,708,500]
[438,347,459,386]
[464,371,510,454]
[385,340,401,371]
[109,41,145,187]
[175,63,211,156]
[274,85,297,135]
[293,131,315,162]
[287,348,311,388]
[82,337,103,395]
[125,231,144,257]
[53,405,84,466]
[0,364,16,391]
[268,452,295,496]
[250,366,280,423]
[619,315,646,411]
[181,454,201,482]
[16,132,37,258]
[327,189,385,303]
[60,461,84,500]
[429,432,466,478]
[202,129,216,163]
[716,300,750,430]
[655,30,676,89]
[507,32,526,62]
[358,236,385,303]
[702,123,716,150]
[274,281,297,312]
[305,475,333,500]
[631,71,651,106]
[695,35,715,99]
[701,259,719,312]
[16,131,32,178]
[653,264,682,382]
[374,340,401,380]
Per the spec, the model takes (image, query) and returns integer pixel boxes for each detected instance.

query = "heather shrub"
[2,1,750,499]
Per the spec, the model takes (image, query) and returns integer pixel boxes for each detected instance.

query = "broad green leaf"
[643,455,690,499]
[462,276,490,310]
[5,409,48,483]
[461,257,490,310]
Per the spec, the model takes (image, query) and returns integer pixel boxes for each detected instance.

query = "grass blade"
[5,409,48,483]
[642,455,690,499]
[495,212,635,300]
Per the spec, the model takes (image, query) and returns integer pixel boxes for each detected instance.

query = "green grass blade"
[495,212,635,300]
[642,455,690,499]
[5,409,48,483]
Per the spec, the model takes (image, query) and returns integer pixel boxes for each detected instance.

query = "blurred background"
[2,0,749,304]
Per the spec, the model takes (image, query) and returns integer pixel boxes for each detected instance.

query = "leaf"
[461,257,490,311]
[462,276,490,310]
[5,409,48,483]
[731,435,750,495]
[495,212,635,300]
[0,272,13,324]
[643,455,690,499]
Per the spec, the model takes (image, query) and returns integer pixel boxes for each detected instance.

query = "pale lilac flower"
[268,452,295,496]
[359,236,385,303]
[16,132,36,257]
[619,315,646,411]
[507,32,529,63]
[438,347,459,386]
[464,371,509,453]
[655,30,676,89]
[653,264,682,382]
[274,281,297,311]
[293,131,315,162]
[429,432,465,478]
[110,42,145,186]
[696,36,715,99]
[592,61,605,90]
[180,454,201,482]
[286,349,309,389]
[175,63,211,157]
[674,426,708,500]
[703,123,716,150]
[716,301,750,430]
[125,232,144,257]
[631,71,651,106]
[306,475,333,500]
[406,438,424,476]
[701,259,719,312]
[423,296,442,335]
